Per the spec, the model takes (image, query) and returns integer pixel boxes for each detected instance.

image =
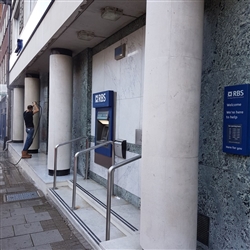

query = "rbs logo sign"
[93,90,113,108]
[95,93,106,103]
[228,90,244,98]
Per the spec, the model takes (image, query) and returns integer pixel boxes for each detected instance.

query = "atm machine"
[93,90,114,167]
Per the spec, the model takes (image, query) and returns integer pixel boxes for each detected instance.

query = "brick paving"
[0,152,93,250]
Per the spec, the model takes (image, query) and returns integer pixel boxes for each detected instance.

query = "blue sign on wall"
[223,84,250,155]
[93,90,114,108]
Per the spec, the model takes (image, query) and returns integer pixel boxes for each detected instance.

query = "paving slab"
[6,186,26,192]
[1,214,26,227]
[31,229,63,246]
[14,222,43,236]
[11,206,35,216]
[0,226,15,239]
[25,211,52,223]
[21,244,52,250]
[0,234,33,249]
[0,202,21,210]
[0,209,11,217]
[0,188,7,193]
[0,155,93,250]
[20,199,44,208]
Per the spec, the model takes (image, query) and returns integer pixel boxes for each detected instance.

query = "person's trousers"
[23,127,34,151]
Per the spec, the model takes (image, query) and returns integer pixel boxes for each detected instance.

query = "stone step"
[48,179,141,249]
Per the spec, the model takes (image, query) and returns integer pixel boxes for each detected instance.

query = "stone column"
[48,48,72,176]
[140,1,204,249]
[24,75,40,153]
[12,88,24,142]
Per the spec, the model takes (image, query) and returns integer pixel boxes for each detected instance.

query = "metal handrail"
[2,139,12,158]
[105,154,141,241]
[72,140,114,210]
[53,136,88,190]
[3,139,12,151]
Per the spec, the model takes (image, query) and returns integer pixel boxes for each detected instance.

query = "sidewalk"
[0,151,93,250]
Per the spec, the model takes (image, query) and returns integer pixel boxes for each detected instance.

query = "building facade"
[2,0,249,249]
[0,1,10,140]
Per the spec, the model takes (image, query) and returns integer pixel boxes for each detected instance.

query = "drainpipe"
[4,0,12,141]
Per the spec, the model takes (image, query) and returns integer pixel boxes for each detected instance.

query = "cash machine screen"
[97,111,109,120]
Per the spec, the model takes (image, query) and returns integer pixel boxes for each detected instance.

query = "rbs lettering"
[228,90,244,98]
[95,93,106,103]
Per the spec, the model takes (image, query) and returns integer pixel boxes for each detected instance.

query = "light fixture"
[115,44,126,60]
[101,6,123,21]
[77,30,95,41]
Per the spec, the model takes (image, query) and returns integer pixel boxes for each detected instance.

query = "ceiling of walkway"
[26,0,146,75]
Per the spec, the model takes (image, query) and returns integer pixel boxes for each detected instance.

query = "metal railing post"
[69,140,140,241]
[4,139,12,158]
[53,136,87,190]
[72,141,113,210]
[105,155,141,241]
[85,139,89,179]
[72,152,79,210]
[111,171,115,196]
[111,142,115,166]
[106,167,113,241]
[111,144,115,195]
[53,145,59,189]
[3,139,12,151]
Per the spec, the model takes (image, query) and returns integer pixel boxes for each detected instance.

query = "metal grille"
[197,213,210,246]
[4,191,40,202]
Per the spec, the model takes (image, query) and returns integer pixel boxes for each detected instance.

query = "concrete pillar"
[24,75,40,153]
[48,49,72,176]
[140,1,204,249]
[12,88,24,142]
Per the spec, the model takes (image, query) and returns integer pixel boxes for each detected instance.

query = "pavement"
[0,150,94,250]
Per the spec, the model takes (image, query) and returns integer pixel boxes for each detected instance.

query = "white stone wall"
[91,27,145,197]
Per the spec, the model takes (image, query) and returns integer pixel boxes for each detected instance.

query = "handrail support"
[72,140,114,210]
[105,155,141,241]
[53,136,88,190]
[70,140,141,242]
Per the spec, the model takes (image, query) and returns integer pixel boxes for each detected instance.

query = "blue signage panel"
[223,84,250,155]
[93,90,114,108]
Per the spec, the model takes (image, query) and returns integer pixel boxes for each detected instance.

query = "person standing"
[22,101,39,159]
